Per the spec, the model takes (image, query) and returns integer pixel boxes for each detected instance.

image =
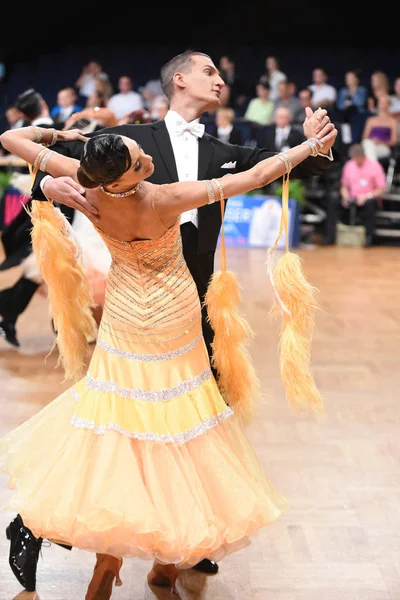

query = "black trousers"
[180,222,216,366]
[0,277,39,325]
[342,199,377,237]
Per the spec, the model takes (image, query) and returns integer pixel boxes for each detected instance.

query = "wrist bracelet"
[204,180,216,204]
[46,129,58,147]
[31,125,43,144]
[277,152,292,174]
[303,139,319,157]
[212,178,225,201]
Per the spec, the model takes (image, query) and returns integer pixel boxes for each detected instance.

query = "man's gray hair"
[349,143,365,158]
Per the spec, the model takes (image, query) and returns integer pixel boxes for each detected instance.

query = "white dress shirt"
[164,110,201,228]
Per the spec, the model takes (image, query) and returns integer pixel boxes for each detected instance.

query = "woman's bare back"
[84,183,171,243]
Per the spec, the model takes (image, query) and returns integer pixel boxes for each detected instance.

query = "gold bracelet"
[43,129,58,147]
[277,152,292,175]
[39,150,53,173]
[212,178,225,201]
[31,125,43,144]
[204,180,216,204]
[33,147,48,169]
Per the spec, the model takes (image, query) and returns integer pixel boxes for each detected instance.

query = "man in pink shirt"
[340,143,387,246]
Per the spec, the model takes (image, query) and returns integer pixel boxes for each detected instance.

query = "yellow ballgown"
[0,216,288,567]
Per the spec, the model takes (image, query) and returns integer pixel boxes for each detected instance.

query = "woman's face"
[114,137,154,189]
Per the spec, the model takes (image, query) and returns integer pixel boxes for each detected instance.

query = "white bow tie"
[175,119,205,138]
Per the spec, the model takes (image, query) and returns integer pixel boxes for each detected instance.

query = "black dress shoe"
[192,558,219,574]
[6,514,42,591]
[0,321,20,347]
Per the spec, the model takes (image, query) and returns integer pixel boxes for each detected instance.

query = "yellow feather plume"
[267,173,324,416]
[28,201,98,381]
[268,250,323,414]
[205,197,261,427]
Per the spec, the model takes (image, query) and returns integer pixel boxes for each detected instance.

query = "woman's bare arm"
[0,126,88,180]
[155,129,337,223]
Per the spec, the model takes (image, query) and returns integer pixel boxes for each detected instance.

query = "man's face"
[119,77,132,93]
[177,55,225,111]
[275,108,290,128]
[354,155,365,167]
[299,91,312,107]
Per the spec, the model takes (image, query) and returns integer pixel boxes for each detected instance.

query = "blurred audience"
[308,67,337,113]
[5,105,29,130]
[361,94,398,162]
[218,55,248,115]
[292,88,313,127]
[336,70,368,120]
[50,87,83,129]
[107,75,144,121]
[63,89,118,130]
[244,82,274,126]
[272,80,301,121]
[75,60,110,102]
[210,107,243,144]
[367,70,391,114]
[259,55,287,102]
[148,95,169,121]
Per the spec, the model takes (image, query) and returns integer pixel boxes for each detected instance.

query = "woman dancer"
[0,123,331,597]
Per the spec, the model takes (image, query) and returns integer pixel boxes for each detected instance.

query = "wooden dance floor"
[0,245,400,599]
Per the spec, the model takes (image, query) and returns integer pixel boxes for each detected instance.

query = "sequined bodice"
[95,219,201,338]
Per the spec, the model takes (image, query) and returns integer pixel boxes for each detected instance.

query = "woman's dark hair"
[77,133,132,189]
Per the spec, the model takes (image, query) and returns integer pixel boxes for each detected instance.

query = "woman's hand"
[55,129,89,143]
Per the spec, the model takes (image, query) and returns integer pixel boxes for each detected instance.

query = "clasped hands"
[303,106,338,155]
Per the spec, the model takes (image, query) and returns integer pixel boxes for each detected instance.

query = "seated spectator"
[50,87,83,129]
[336,70,368,145]
[262,106,305,153]
[336,70,368,120]
[272,80,301,122]
[75,60,110,102]
[259,106,306,196]
[340,143,387,247]
[63,89,118,131]
[361,94,398,163]
[140,78,164,110]
[244,82,274,126]
[308,67,337,114]
[0,106,30,155]
[292,88,313,128]
[367,70,391,114]
[5,105,30,130]
[209,106,243,144]
[106,75,144,121]
[259,55,287,102]
[148,95,169,121]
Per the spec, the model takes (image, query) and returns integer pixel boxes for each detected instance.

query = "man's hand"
[303,106,338,155]
[342,197,351,208]
[356,194,368,206]
[43,177,99,221]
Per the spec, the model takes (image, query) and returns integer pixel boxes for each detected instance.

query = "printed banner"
[218,195,300,248]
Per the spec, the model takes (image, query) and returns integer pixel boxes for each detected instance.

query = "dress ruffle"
[0,387,288,567]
